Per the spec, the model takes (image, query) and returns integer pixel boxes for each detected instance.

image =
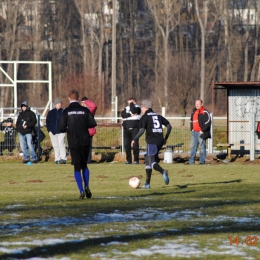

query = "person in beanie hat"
[81,96,97,163]
[131,99,172,189]
[46,98,67,164]
[16,101,38,163]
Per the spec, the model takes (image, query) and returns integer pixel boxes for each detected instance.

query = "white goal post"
[0,61,52,117]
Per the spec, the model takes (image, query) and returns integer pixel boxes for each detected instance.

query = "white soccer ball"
[129,177,140,189]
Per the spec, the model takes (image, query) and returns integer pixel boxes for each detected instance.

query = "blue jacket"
[46,108,64,135]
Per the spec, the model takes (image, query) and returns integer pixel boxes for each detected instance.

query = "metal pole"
[162,107,165,117]
[49,62,53,110]
[208,113,213,154]
[14,62,17,114]
[162,107,165,128]
[111,0,116,118]
[115,95,118,122]
[121,126,124,153]
[38,114,41,160]
[250,112,255,161]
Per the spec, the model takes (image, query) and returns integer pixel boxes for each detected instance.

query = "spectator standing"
[121,97,141,164]
[16,101,38,163]
[46,98,67,164]
[81,96,97,163]
[0,118,16,156]
[131,100,172,189]
[60,90,97,199]
[185,99,211,165]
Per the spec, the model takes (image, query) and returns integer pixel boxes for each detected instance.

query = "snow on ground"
[0,202,260,259]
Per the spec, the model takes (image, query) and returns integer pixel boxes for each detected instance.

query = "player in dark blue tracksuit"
[121,97,141,164]
[131,100,172,189]
[60,90,97,199]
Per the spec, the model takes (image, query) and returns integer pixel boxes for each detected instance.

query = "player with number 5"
[131,100,172,189]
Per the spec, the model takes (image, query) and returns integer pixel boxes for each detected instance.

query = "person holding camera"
[0,118,16,156]
[16,101,38,163]
[121,97,141,164]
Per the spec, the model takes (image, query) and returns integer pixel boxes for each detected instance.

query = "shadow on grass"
[134,189,196,198]
[176,179,243,189]
[1,224,260,259]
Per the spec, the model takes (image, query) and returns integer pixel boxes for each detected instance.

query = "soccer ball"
[129,177,140,189]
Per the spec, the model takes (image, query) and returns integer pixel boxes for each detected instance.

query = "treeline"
[0,0,259,115]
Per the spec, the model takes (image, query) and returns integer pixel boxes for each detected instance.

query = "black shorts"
[145,144,162,169]
[70,145,90,165]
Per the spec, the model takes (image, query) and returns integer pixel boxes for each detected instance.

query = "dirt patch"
[27,180,44,183]
[96,175,109,178]
[2,151,260,165]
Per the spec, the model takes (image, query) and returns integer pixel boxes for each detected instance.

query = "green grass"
[0,160,260,259]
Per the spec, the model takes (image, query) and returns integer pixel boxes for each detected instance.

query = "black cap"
[6,118,13,123]
[81,96,88,101]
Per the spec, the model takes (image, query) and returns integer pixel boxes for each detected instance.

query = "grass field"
[0,159,260,260]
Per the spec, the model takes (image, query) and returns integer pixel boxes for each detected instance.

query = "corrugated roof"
[213,81,260,89]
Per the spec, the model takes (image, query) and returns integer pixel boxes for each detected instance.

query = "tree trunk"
[250,0,260,81]
[195,0,206,102]
[244,0,250,82]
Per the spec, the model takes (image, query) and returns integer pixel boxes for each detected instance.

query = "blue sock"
[74,171,83,192]
[82,168,90,187]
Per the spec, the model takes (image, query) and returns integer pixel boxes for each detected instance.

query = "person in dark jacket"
[60,90,97,200]
[121,97,141,164]
[185,99,211,165]
[16,101,38,163]
[46,98,67,164]
[0,117,16,156]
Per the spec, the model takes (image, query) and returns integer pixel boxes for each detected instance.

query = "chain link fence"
[0,115,228,158]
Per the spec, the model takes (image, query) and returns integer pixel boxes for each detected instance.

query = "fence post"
[208,113,213,154]
[0,108,3,122]
[121,126,124,153]
[37,114,41,159]
[250,113,255,161]
[162,107,165,117]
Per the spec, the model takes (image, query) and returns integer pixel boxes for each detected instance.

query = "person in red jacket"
[185,99,211,165]
[81,96,97,163]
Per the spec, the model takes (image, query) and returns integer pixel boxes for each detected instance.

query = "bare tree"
[0,0,26,107]
[210,0,234,81]
[73,0,88,74]
[250,0,260,81]
[168,52,199,116]
[194,0,208,102]
[145,0,182,110]
[73,0,107,111]
[243,0,250,81]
